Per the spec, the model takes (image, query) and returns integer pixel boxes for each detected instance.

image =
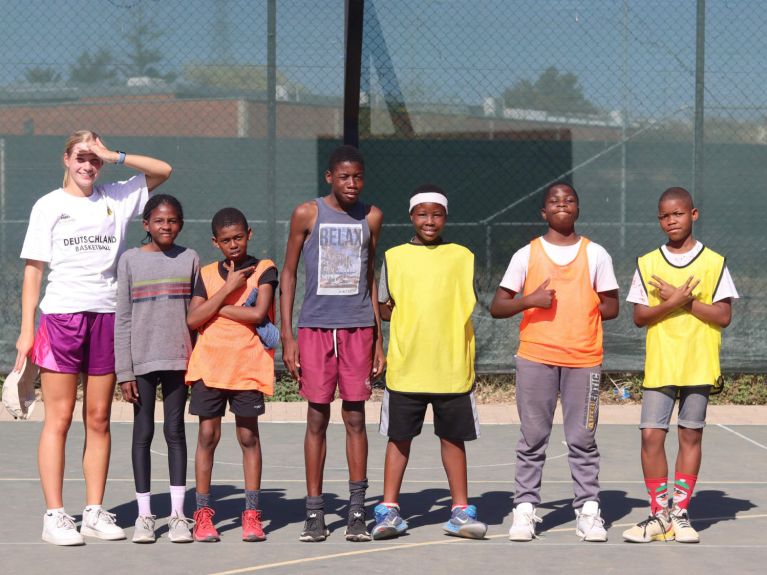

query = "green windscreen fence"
[0,1,764,372]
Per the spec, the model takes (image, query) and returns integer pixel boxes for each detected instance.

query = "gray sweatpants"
[513,356,602,509]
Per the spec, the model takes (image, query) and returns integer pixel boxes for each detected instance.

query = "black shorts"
[379,388,479,441]
[189,380,265,418]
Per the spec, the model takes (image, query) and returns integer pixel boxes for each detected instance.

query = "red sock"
[644,477,668,515]
[673,473,697,510]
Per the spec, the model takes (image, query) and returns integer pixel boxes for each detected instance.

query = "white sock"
[136,492,152,517]
[84,504,102,513]
[46,507,65,516]
[169,485,186,518]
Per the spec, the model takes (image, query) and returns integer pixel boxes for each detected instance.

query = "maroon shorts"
[297,327,373,404]
[32,312,115,375]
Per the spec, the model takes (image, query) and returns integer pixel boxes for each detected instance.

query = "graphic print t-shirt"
[317,223,363,295]
[20,175,148,314]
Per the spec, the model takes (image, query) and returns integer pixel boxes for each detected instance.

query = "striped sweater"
[114,244,200,383]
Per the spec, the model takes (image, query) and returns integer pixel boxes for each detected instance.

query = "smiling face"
[325,161,364,209]
[63,141,103,192]
[541,184,579,233]
[658,197,698,246]
[212,223,252,265]
[410,202,447,245]
[143,202,182,252]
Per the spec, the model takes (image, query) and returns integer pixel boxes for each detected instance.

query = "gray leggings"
[514,356,602,509]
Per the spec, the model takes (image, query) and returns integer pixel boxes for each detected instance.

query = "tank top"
[298,197,374,328]
[517,237,603,367]
[185,259,276,393]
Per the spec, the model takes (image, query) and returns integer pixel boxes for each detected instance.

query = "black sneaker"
[344,509,371,542]
[299,510,330,542]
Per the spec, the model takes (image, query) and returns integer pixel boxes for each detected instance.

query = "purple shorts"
[297,327,373,404]
[32,312,115,375]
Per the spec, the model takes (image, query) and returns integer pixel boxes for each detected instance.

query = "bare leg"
[640,428,668,478]
[675,427,703,476]
[195,417,222,496]
[82,373,116,505]
[382,439,411,503]
[38,371,78,508]
[341,400,367,482]
[440,438,468,507]
[305,402,330,496]
[236,416,262,491]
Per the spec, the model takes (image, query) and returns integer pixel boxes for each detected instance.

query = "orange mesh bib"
[517,238,602,367]
[185,259,276,393]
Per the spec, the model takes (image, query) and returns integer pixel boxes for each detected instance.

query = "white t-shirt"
[626,241,738,305]
[20,175,149,314]
[499,236,619,294]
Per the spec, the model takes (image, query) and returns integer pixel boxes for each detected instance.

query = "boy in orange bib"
[490,182,619,542]
[186,208,277,543]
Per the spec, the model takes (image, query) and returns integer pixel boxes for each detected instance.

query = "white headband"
[409,192,448,214]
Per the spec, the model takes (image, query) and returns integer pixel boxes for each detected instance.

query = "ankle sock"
[196,491,211,510]
[245,489,260,511]
[349,478,368,513]
[306,495,324,512]
[169,485,186,517]
[136,492,152,517]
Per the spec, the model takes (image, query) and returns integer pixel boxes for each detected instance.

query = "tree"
[121,6,175,81]
[24,66,61,84]
[502,67,598,115]
[69,48,117,85]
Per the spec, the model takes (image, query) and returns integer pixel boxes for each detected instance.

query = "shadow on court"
[1,421,765,575]
[692,490,758,531]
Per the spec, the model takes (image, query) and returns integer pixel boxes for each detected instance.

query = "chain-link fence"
[0,1,764,372]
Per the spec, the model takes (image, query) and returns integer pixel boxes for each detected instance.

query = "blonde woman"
[14,131,172,545]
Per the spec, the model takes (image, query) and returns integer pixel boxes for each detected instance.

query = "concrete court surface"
[0,416,765,575]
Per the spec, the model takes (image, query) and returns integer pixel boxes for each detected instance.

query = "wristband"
[116,151,126,165]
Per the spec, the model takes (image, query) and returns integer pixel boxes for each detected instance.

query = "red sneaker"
[242,509,267,542]
[193,507,220,542]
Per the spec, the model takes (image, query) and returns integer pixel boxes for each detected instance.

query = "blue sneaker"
[442,505,487,539]
[371,504,408,540]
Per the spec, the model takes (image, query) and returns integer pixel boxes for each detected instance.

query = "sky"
[0,1,765,121]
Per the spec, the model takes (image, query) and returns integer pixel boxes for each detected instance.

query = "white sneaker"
[670,507,699,543]
[80,507,126,541]
[508,502,542,541]
[167,512,195,543]
[575,501,608,542]
[42,510,85,546]
[132,515,156,543]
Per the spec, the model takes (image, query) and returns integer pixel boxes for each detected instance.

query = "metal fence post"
[693,0,706,230]
[267,0,277,258]
[344,0,365,148]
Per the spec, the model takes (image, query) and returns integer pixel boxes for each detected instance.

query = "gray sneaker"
[132,515,156,543]
[168,513,195,543]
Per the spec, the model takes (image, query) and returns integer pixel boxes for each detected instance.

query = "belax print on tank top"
[316,223,363,295]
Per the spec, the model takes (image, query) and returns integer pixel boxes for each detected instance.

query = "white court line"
[716,424,767,451]
[148,443,570,469]
[207,513,767,575]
